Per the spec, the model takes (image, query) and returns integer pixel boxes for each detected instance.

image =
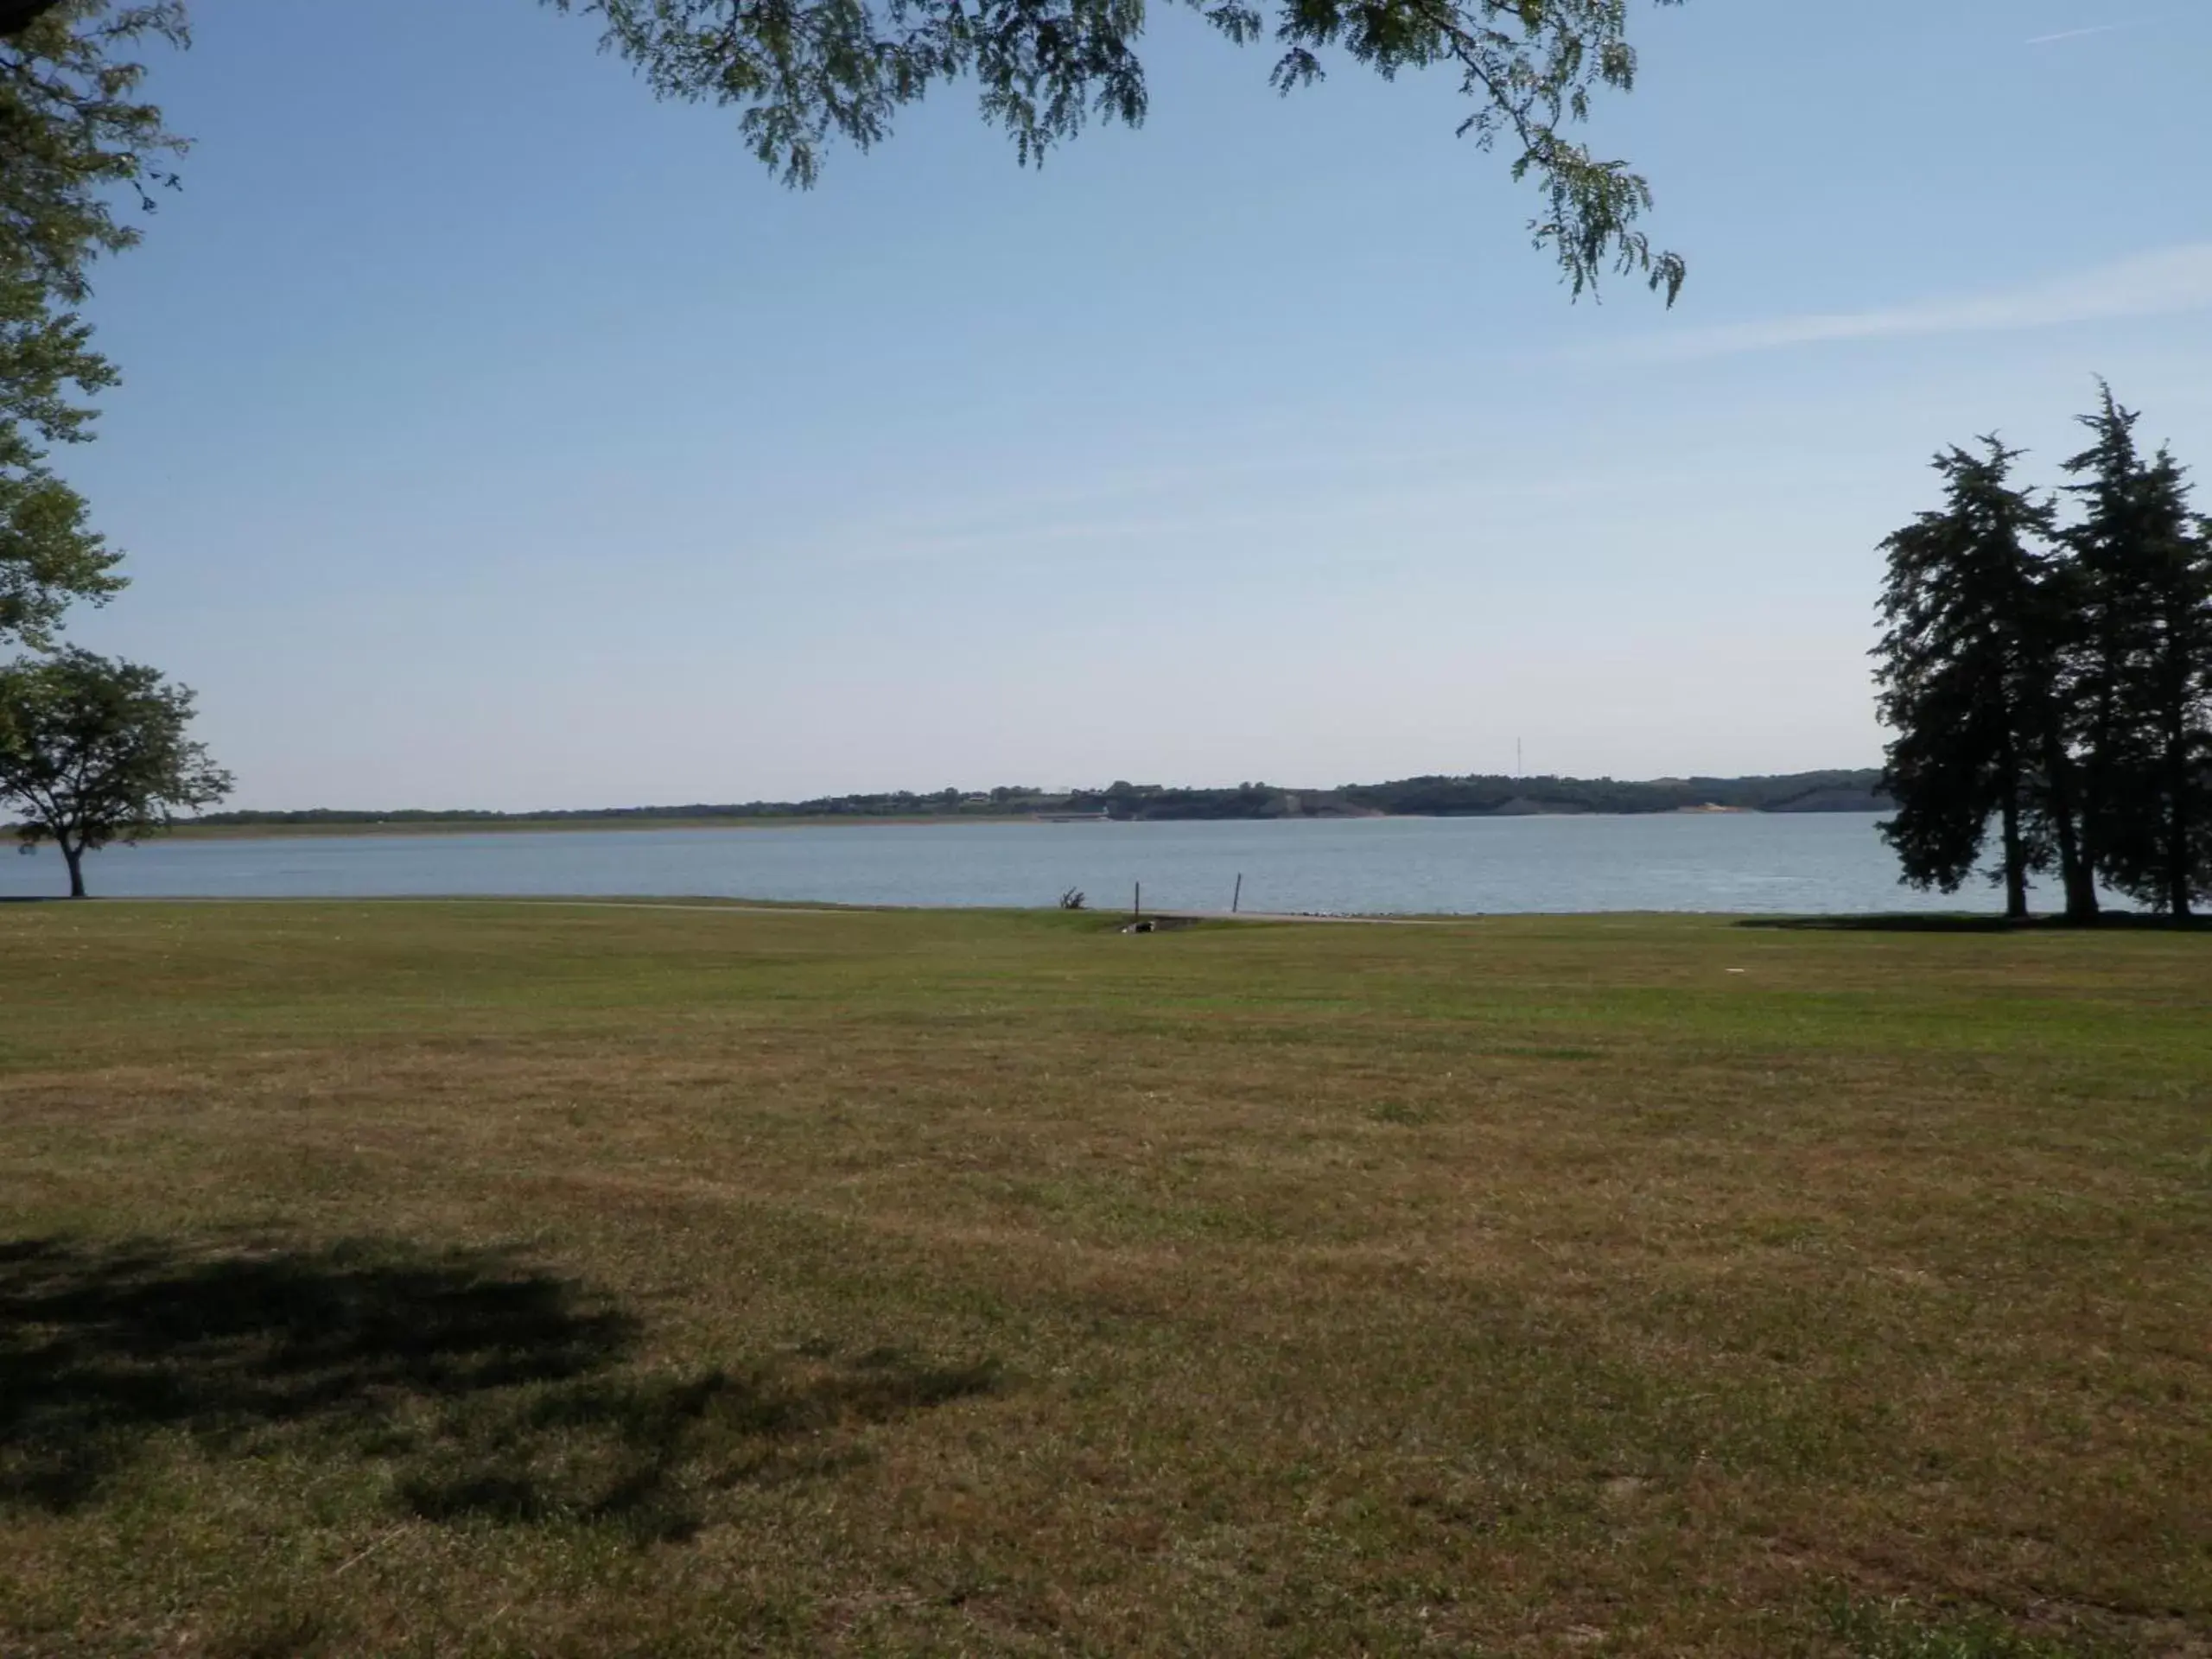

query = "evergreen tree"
[1873,439,2094,921]
[2062,387,2212,917]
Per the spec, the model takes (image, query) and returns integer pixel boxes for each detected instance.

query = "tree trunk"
[2081,662,2121,904]
[2037,724,2100,925]
[2057,819,2100,925]
[60,841,85,899]
[1999,787,2030,920]
[2169,709,2194,920]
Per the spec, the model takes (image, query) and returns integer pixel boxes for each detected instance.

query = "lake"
[0,813,2049,915]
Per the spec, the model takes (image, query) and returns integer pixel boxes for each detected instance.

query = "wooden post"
[1133,880,1141,921]
[1232,873,1243,913]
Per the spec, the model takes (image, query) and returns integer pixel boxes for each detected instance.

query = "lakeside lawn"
[0,901,2205,1656]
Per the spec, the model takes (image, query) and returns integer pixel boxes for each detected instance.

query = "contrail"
[2025,22,2138,46]
[1599,241,2212,364]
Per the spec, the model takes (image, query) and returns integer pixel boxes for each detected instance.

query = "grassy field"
[0,901,2205,1657]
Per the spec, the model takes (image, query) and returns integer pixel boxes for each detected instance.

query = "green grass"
[0,901,2205,1656]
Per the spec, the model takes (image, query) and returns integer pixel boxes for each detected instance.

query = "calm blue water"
[0,814,2041,915]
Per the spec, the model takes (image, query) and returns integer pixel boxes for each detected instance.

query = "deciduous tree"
[1,2,188,301]
[0,3,179,642]
[553,0,1687,301]
[0,271,123,646]
[10,3,1683,302]
[0,647,231,896]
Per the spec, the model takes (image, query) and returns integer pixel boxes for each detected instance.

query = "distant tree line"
[1338,770,1885,817]
[1874,386,2211,921]
[192,770,1890,830]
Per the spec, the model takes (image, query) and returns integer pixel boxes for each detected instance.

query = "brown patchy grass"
[0,900,2205,1657]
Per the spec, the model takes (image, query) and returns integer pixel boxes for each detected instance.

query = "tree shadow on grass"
[0,1236,999,1542]
[1735,914,2038,934]
[1733,912,2212,933]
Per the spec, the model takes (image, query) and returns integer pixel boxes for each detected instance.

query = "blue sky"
[54,0,2212,809]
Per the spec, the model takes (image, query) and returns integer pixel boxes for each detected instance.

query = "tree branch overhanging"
[552,0,1687,302]
[0,1,67,39]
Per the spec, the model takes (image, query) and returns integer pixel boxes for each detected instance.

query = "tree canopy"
[1874,440,2081,921]
[0,436,121,646]
[0,647,231,894]
[4,0,1682,302]
[0,2,187,302]
[555,0,1685,300]
[2061,387,2212,916]
[1874,396,2212,921]
[0,2,176,647]
[0,258,124,647]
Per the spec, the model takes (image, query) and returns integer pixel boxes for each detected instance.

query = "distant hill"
[1334,770,1889,819]
[190,770,1891,830]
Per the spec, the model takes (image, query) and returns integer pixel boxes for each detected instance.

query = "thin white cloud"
[1611,243,2212,363]
[2025,22,2133,46]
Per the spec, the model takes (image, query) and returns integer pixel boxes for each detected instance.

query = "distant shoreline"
[163,814,1040,842]
[177,770,1891,839]
[166,804,1885,843]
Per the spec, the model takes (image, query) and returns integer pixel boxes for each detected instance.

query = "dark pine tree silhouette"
[1874,439,2094,921]
[2061,386,2212,918]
